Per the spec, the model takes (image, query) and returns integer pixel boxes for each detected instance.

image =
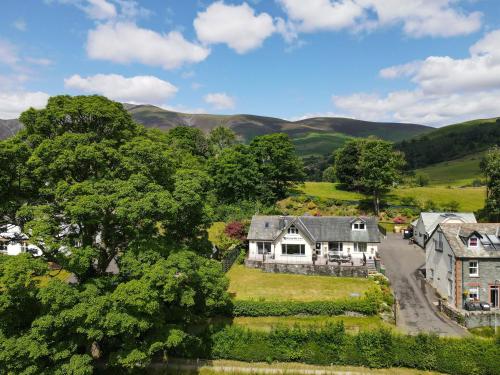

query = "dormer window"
[469,237,478,247]
[352,221,365,230]
[288,225,298,234]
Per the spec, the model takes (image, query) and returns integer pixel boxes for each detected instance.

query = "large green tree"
[208,126,237,155]
[333,139,366,190]
[249,133,305,201]
[480,146,500,221]
[358,140,406,214]
[0,96,230,372]
[208,145,262,203]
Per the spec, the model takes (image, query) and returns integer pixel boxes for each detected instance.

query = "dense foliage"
[333,139,406,213]
[397,119,500,169]
[203,325,500,375]
[0,96,307,373]
[481,146,500,221]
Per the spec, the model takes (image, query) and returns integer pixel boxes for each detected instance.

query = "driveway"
[379,233,468,337]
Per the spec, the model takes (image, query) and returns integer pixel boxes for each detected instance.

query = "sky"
[1,0,500,126]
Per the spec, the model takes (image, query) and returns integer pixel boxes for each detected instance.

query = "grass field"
[299,182,485,212]
[227,265,375,302]
[229,315,393,333]
[156,359,443,375]
[292,132,353,157]
[414,153,484,186]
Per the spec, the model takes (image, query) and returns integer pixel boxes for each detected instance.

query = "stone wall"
[244,259,368,277]
[438,300,499,328]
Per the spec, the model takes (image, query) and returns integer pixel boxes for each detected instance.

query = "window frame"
[281,243,305,256]
[468,237,478,247]
[468,287,479,301]
[352,222,366,230]
[468,260,479,277]
[287,225,299,234]
[328,241,343,252]
[354,242,367,252]
[257,241,272,255]
[0,241,7,252]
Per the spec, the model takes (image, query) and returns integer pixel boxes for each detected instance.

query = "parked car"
[464,300,482,311]
[480,301,491,311]
[403,228,413,239]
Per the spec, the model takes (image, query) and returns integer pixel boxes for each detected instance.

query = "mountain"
[397,117,500,169]
[1,104,432,158]
[0,119,23,140]
[125,104,432,157]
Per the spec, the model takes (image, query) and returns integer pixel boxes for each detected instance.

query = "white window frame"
[468,287,479,301]
[354,242,367,252]
[0,242,7,252]
[328,242,343,252]
[281,243,305,256]
[352,222,366,230]
[21,242,28,252]
[469,260,479,277]
[468,237,478,248]
[257,241,272,255]
[287,225,299,234]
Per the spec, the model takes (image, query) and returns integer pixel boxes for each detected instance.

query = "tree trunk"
[373,191,380,215]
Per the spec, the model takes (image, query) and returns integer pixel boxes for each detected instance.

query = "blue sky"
[1,0,500,126]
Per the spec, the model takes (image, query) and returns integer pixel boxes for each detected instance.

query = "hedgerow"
[204,324,500,375]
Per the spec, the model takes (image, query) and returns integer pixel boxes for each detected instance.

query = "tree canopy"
[481,146,500,221]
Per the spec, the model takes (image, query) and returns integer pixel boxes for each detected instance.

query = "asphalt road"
[379,233,468,336]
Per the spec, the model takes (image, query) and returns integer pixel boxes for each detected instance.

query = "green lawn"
[414,153,484,186]
[300,182,485,212]
[299,182,366,200]
[229,315,393,334]
[227,265,375,302]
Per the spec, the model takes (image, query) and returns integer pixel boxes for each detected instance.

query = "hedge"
[232,298,379,316]
[203,324,500,375]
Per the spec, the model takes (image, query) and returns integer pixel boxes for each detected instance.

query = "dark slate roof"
[439,223,500,258]
[247,215,380,243]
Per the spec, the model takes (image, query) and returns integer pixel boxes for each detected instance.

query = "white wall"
[415,217,427,247]
[425,231,455,306]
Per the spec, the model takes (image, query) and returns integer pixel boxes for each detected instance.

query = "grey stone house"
[425,223,500,309]
[413,212,477,248]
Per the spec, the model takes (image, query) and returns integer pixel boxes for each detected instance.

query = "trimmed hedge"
[205,324,500,375]
[232,298,379,316]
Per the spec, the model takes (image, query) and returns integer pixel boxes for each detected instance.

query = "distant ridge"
[1,104,432,157]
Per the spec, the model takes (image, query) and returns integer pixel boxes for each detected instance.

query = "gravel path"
[378,233,468,337]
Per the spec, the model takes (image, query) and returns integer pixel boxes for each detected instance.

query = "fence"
[221,245,242,273]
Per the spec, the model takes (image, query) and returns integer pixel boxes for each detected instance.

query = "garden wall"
[438,301,499,328]
[244,259,368,278]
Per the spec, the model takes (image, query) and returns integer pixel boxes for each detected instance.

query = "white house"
[425,222,500,309]
[414,212,477,248]
[247,215,380,265]
[0,224,41,256]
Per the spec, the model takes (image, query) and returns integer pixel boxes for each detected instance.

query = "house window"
[469,237,478,247]
[281,244,305,255]
[0,242,7,252]
[469,260,479,277]
[287,225,299,234]
[468,288,479,301]
[328,242,343,252]
[353,222,365,230]
[257,242,272,254]
[21,242,28,252]
[354,242,367,252]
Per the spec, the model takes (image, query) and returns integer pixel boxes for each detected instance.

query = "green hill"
[397,118,500,169]
[415,152,485,186]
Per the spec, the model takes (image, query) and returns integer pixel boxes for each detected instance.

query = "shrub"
[232,297,379,317]
[224,221,247,241]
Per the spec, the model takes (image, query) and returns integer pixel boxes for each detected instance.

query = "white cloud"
[332,29,500,126]
[26,57,53,66]
[0,91,50,119]
[84,0,117,19]
[194,1,276,53]
[13,19,27,31]
[278,0,482,37]
[203,92,235,110]
[278,0,364,32]
[64,74,178,104]
[0,39,19,66]
[87,22,210,69]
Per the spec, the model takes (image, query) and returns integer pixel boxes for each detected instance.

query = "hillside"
[0,104,432,158]
[0,119,23,140]
[397,118,500,169]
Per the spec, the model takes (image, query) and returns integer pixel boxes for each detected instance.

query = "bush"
[232,297,379,317]
[195,326,500,375]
